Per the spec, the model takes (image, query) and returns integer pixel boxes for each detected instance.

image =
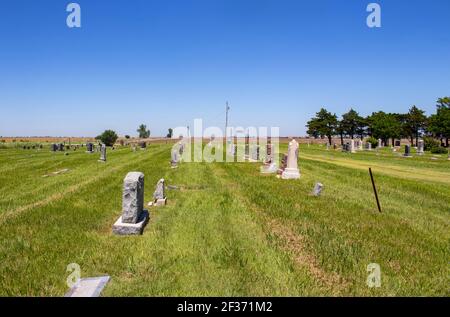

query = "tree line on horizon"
[306,97,450,149]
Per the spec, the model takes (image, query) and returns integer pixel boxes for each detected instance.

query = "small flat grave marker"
[65,276,110,297]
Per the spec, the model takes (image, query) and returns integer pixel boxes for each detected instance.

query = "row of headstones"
[112,173,167,235]
[338,139,426,157]
[340,140,373,153]
[22,144,43,150]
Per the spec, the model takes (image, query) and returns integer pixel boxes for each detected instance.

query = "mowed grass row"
[0,144,322,296]
[214,144,449,296]
[0,144,449,296]
[0,145,171,295]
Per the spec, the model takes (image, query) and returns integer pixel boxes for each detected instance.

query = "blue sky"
[1,0,449,137]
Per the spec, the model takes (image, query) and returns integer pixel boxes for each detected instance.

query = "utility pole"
[225,101,230,140]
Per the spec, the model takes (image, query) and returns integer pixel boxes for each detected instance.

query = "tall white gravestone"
[417,140,424,155]
[350,140,356,153]
[281,139,300,179]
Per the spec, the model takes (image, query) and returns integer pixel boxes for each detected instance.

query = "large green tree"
[341,108,365,139]
[404,106,427,146]
[96,130,118,147]
[436,97,450,110]
[306,108,338,145]
[429,98,450,147]
[367,112,402,146]
[137,124,151,139]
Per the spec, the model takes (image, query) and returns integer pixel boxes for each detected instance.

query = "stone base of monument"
[281,168,300,180]
[403,155,413,158]
[112,210,149,235]
[154,198,167,206]
[86,151,94,154]
[98,160,106,163]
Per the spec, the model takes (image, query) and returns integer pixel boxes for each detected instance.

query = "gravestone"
[171,147,179,168]
[343,142,350,152]
[417,140,424,155]
[350,140,356,153]
[99,144,107,162]
[140,142,147,150]
[312,183,324,196]
[365,142,372,151]
[65,276,110,297]
[112,172,149,235]
[404,145,412,157]
[59,143,65,151]
[277,154,288,175]
[86,143,94,153]
[326,143,330,151]
[265,143,273,163]
[228,142,236,156]
[378,139,383,148]
[333,143,337,150]
[281,139,300,179]
[358,139,363,151]
[250,145,259,162]
[395,140,401,147]
[51,144,58,152]
[153,179,167,206]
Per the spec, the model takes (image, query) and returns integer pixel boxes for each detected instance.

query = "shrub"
[423,136,440,151]
[430,146,448,154]
[96,130,118,146]
[367,136,378,147]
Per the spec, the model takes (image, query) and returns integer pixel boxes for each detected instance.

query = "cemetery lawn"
[0,144,449,296]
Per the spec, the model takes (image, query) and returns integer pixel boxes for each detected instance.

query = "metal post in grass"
[369,168,382,213]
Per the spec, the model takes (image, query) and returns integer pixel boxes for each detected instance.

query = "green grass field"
[0,143,449,296]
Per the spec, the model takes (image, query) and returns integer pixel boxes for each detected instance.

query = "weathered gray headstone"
[122,172,144,223]
[99,144,107,162]
[153,179,167,206]
[113,172,149,235]
[171,147,179,168]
